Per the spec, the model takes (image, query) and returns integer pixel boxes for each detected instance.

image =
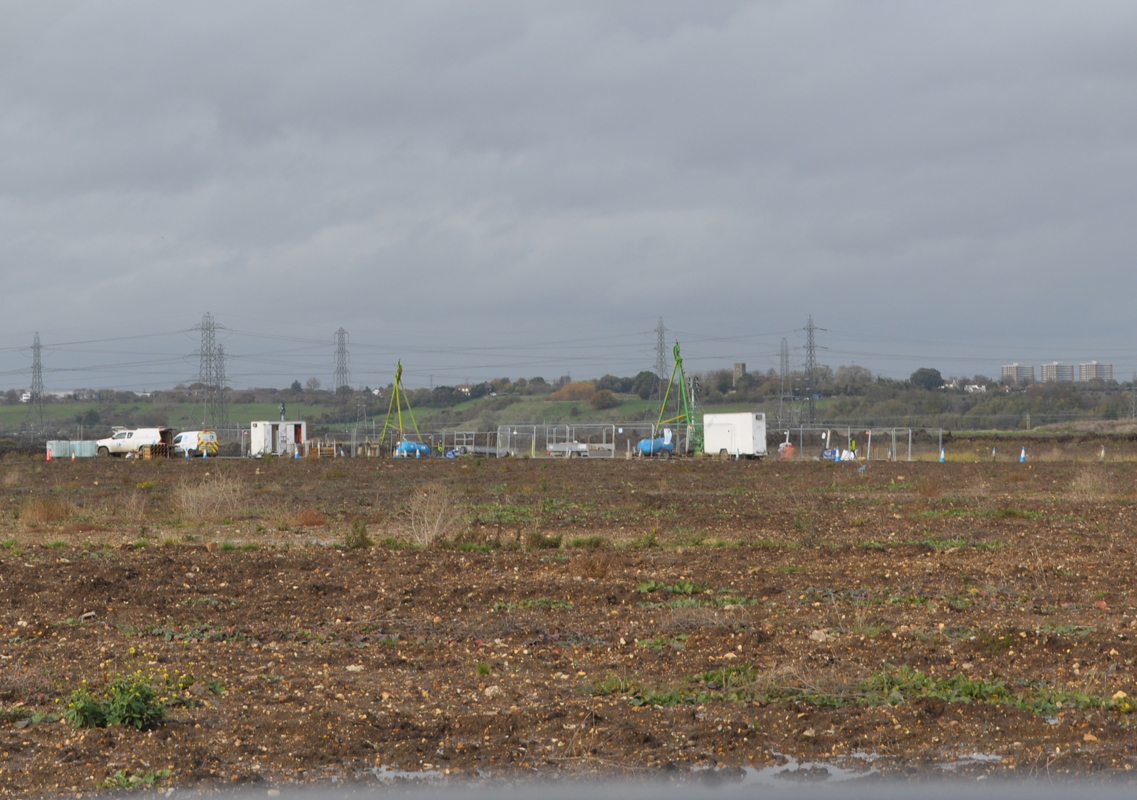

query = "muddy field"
[4,454,1137,795]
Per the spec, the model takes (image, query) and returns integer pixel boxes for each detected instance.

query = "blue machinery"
[637,341,699,457]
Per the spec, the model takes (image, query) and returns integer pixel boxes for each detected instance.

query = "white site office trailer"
[250,421,308,457]
[703,413,767,458]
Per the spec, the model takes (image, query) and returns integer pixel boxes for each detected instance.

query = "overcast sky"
[2,1,1136,391]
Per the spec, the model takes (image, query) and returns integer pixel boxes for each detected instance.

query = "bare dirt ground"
[4,454,1137,796]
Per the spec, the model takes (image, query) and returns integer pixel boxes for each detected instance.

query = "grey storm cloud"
[1,1,1136,389]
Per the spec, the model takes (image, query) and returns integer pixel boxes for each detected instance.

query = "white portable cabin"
[250,421,307,457]
[703,412,767,458]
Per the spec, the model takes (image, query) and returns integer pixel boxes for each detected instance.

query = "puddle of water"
[368,765,446,783]
[729,748,1004,783]
[738,755,877,786]
[936,752,1004,771]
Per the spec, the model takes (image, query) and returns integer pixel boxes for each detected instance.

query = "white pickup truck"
[96,427,174,457]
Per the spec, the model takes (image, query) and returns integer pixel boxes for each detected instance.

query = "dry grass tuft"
[757,662,871,702]
[261,506,295,531]
[20,496,71,524]
[2,470,21,488]
[849,606,886,638]
[63,522,106,534]
[1065,665,1110,698]
[1070,467,1113,501]
[662,606,754,634]
[172,472,247,523]
[0,667,55,704]
[916,477,942,498]
[400,483,463,547]
[294,508,327,528]
[119,491,150,524]
[579,550,612,579]
[960,477,991,498]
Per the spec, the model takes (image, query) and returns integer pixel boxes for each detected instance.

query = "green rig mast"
[379,361,423,449]
[656,341,701,454]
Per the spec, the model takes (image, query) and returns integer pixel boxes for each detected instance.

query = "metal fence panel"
[496,423,657,458]
[46,440,98,458]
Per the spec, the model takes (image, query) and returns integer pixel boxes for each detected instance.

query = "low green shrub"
[343,518,373,549]
[526,532,562,549]
[64,676,166,730]
[98,769,170,789]
[569,535,605,550]
[63,685,107,729]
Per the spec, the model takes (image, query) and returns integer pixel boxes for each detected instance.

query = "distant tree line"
[7,361,1132,431]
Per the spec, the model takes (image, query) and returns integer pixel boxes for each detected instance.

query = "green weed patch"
[628,532,659,548]
[526,532,562,549]
[492,598,572,612]
[1039,623,1096,637]
[799,586,933,608]
[98,769,171,789]
[996,508,1044,519]
[638,595,763,610]
[636,634,688,653]
[905,536,1004,551]
[591,663,1137,717]
[635,579,707,595]
[569,536,605,549]
[915,508,1042,521]
[144,623,249,643]
[473,504,534,525]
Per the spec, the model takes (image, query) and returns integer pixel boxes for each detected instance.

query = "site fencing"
[496,423,662,458]
[256,423,692,459]
[34,423,1114,463]
[52,418,1089,462]
[218,423,950,461]
[288,429,502,459]
[774,426,947,462]
[773,412,1132,432]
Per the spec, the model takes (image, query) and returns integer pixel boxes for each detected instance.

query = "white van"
[96,427,174,457]
[172,430,219,457]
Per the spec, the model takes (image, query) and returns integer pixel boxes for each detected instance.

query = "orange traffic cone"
[46,447,52,462]
[71,451,76,462]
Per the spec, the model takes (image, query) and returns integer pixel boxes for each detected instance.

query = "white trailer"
[703,413,767,459]
[250,421,307,457]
